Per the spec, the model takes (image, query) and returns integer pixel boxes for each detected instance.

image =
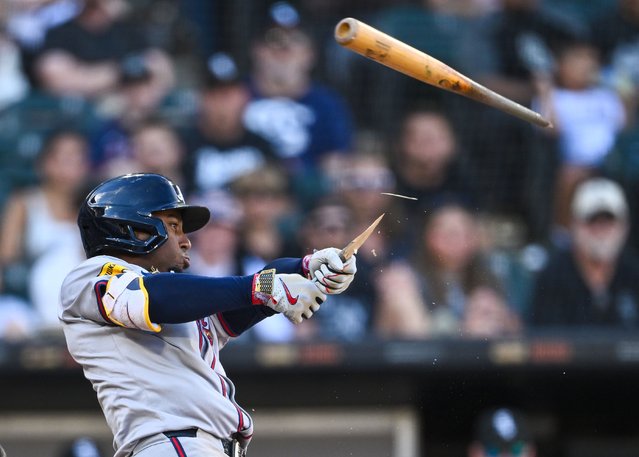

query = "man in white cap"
[531,177,639,327]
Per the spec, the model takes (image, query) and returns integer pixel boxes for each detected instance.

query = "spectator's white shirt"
[29,244,85,331]
[550,86,625,166]
[0,38,28,110]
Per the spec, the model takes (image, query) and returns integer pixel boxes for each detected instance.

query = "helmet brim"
[182,206,211,233]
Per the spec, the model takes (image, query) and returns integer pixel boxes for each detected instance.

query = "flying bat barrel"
[334,18,552,128]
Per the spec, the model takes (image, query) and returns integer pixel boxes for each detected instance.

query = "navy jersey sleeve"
[146,273,254,324]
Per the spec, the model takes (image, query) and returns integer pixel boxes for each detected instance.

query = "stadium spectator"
[468,407,537,457]
[533,39,626,238]
[0,21,29,110]
[242,2,353,193]
[591,0,639,62]
[462,0,587,109]
[0,94,101,216]
[0,130,90,330]
[392,107,476,210]
[375,201,521,339]
[4,0,80,86]
[542,0,609,23]
[187,190,244,278]
[388,106,478,253]
[57,436,106,457]
[332,147,401,263]
[456,0,586,228]
[183,52,276,193]
[593,0,639,256]
[292,198,379,342]
[0,294,38,341]
[230,165,295,277]
[34,0,174,100]
[229,166,298,342]
[101,118,187,189]
[354,0,480,132]
[591,0,639,121]
[90,52,180,172]
[125,0,207,86]
[530,177,639,328]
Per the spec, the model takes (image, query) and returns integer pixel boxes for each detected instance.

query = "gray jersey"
[59,255,253,457]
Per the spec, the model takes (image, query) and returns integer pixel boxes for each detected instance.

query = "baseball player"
[59,173,356,457]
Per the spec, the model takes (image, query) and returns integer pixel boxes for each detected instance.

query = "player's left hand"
[305,248,357,295]
[269,273,326,324]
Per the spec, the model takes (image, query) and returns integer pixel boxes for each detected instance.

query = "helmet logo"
[173,184,185,203]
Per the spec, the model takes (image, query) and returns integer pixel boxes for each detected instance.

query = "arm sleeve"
[215,257,304,336]
[145,273,254,324]
[262,257,304,275]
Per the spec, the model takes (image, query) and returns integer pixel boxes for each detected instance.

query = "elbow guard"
[102,271,161,332]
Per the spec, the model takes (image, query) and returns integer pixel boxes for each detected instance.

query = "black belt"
[163,428,198,439]
[162,429,245,457]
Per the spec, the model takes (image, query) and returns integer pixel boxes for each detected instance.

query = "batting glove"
[253,270,326,324]
[304,248,357,295]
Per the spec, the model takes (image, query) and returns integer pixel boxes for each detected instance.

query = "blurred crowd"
[2,0,639,343]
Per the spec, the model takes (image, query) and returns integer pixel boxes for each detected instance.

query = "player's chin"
[168,262,188,273]
[178,256,190,272]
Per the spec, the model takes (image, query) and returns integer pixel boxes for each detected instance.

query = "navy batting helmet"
[78,173,210,257]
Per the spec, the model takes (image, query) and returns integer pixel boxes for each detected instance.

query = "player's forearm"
[145,273,254,324]
[263,257,305,275]
[145,258,304,325]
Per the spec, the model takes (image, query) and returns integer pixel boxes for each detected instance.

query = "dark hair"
[414,201,504,308]
[120,53,152,85]
[393,103,456,148]
[401,102,453,128]
[554,37,598,59]
[252,1,312,44]
[131,116,176,136]
[37,129,88,167]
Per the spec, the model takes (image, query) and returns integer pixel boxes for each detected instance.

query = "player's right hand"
[304,248,357,295]
[255,272,326,324]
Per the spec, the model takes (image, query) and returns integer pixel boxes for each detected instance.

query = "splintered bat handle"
[339,213,385,262]
[338,249,351,262]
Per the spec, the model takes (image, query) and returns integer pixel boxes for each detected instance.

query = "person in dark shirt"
[182,52,276,193]
[392,106,476,211]
[390,106,477,255]
[457,0,587,225]
[34,0,174,99]
[242,3,353,175]
[590,0,639,68]
[289,198,378,342]
[530,177,639,328]
[590,0,639,125]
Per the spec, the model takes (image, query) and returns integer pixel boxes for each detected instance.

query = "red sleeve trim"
[216,312,238,337]
[302,254,311,279]
[94,280,115,325]
[251,273,262,305]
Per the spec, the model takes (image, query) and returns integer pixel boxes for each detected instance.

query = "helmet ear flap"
[100,214,168,256]
[79,207,168,257]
